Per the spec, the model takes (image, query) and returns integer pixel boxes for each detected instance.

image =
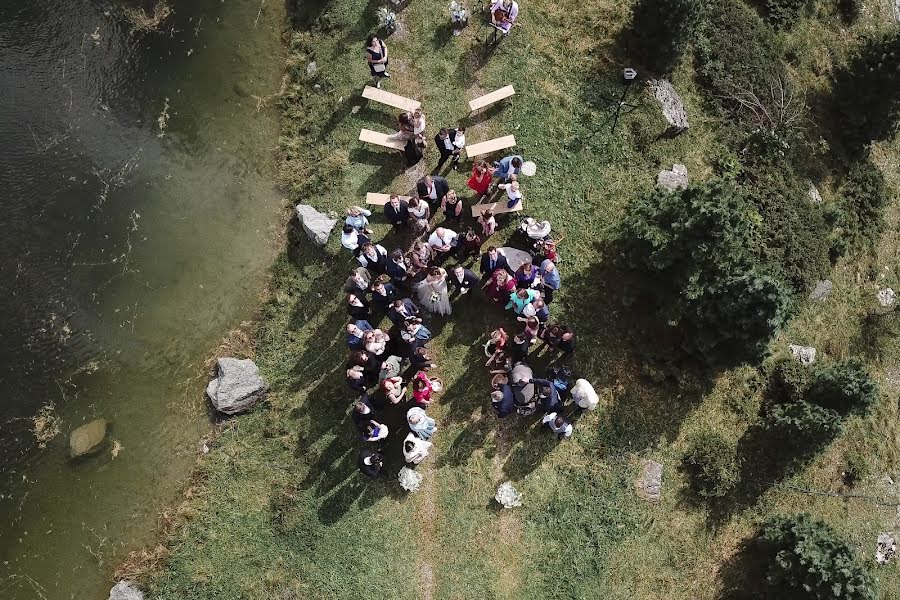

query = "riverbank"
[139,0,900,598]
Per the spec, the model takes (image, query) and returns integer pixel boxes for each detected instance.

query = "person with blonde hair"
[498,177,523,209]
[441,189,463,224]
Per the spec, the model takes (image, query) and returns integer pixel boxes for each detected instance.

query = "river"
[0,1,285,598]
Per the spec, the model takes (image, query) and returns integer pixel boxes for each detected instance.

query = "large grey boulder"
[808,280,832,302]
[657,164,688,191]
[206,358,268,415]
[295,204,337,246]
[648,79,689,137]
[635,459,663,503]
[109,581,144,600]
[69,418,107,457]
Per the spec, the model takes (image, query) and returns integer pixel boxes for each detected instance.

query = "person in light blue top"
[493,155,523,183]
[345,206,372,231]
[505,287,539,314]
[539,259,561,303]
[407,406,437,440]
[346,319,373,349]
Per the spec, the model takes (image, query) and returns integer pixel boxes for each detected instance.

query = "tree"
[756,514,876,600]
[616,180,791,367]
[622,0,700,75]
[805,360,878,415]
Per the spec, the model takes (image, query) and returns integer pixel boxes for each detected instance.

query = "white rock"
[495,481,523,508]
[878,288,896,307]
[808,280,832,302]
[789,344,817,365]
[398,467,422,492]
[657,164,688,191]
[648,79,689,136]
[295,204,337,246]
[206,358,268,415]
[635,459,663,503]
[109,581,144,600]
[306,61,317,76]
[876,532,897,565]
[808,181,823,204]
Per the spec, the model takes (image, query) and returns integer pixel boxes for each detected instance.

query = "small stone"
[657,163,688,191]
[232,81,250,98]
[876,532,897,565]
[295,204,337,246]
[878,288,896,307]
[69,419,107,457]
[648,79,688,136]
[635,459,663,503]
[808,181,823,204]
[313,83,321,91]
[306,61,317,76]
[351,105,361,114]
[808,280,832,302]
[206,358,268,415]
[109,581,144,600]
[789,344,817,365]
[495,482,523,508]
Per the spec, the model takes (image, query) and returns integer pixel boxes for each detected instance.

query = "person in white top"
[498,177,523,209]
[403,432,433,464]
[571,379,599,411]
[435,127,466,171]
[542,412,573,439]
[427,227,457,262]
[412,108,427,142]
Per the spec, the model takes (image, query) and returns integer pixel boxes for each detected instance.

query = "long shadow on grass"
[351,148,402,195]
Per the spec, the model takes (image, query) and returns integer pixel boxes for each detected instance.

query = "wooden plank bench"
[465,135,516,159]
[362,86,421,112]
[471,200,522,217]
[469,85,515,112]
[366,192,413,206]
[359,128,406,151]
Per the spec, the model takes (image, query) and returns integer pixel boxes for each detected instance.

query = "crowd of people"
[350,20,597,478]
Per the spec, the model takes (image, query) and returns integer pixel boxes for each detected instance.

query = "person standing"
[539,259,561,303]
[479,246,513,278]
[434,127,465,171]
[407,197,430,235]
[483,268,516,304]
[415,266,452,316]
[427,227,458,264]
[384,195,410,230]
[358,448,384,477]
[498,179,523,209]
[407,406,437,440]
[490,0,519,35]
[403,432,433,464]
[477,209,497,238]
[364,35,390,88]
[386,249,410,287]
[387,297,420,326]
[541,413,573,439]
[440,190,463,225]
[493,154,523,183]
[346,206,372,231]
[358,242,389,274]
[467,161,494,201]
[416,175,450,208]
[449,264,479,296]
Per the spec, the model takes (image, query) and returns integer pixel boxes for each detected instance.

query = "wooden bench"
[362,86,421,112]
[471,200,523,217]
[359,129,406,150]
[366,193,413,206]
[465,135,516,159]
[469,85,515,112]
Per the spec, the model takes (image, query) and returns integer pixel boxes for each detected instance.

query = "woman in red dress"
[482,268,516,304]
[467,160,493,200]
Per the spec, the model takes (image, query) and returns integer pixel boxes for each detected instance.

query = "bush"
[623,0,700,75]
[746,174,832,294]
[616,180,791,367]
[837,0,861,23]
[681,431,741,498]
[843,449,869,486]
[805,360,879,415]
[833,159,889,256]
[766,357,810,404]
[696,0,785,114]
[756,514,876,599]
[833,30,900,154]
[759,0,812,29]
[762,399,843,448]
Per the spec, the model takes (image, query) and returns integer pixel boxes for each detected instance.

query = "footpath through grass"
[142,0,900,598]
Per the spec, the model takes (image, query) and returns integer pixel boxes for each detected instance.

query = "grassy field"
[139,0,900,598]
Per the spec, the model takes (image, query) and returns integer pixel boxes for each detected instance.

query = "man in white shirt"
[434,127,466,171]
[427,227,457,263]
[542,412,573,439]
[341,224,371,253]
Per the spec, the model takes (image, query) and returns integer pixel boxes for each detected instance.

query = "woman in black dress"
[365,35,390,88]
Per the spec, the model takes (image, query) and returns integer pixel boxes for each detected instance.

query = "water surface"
[0,1,286,597]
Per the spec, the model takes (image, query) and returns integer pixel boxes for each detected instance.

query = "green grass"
[142,0,900,598]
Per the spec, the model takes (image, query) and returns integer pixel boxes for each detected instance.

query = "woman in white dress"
[403,432,432,465]
[416,266,452,316]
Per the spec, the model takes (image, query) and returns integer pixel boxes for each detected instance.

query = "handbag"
[372,62,386,73]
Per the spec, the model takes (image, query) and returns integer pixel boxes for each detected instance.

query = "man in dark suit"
[416,175,449,208]
[434,127,464,171]
[387,297,420,327]
[383,194,409,230]
[479,246,513,278]
[448,264,480,296]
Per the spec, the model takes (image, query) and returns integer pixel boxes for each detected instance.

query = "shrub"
[805,360,879,415]
[681,431,741,498]
[762,399,843,448]
[696,0,785,114]
[843,449,869,486]
[833,30,900,154]
[833,159,889,256]
[616,180,791,367]
[623,0,700,75]
[766,357,810,405]
[746,174,832,294]
[759,0,812,29]
[756,514,876,599]
[837,0,861,23]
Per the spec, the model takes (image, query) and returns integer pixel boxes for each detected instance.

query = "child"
[477,209,497,238]
[461,227,482,259]
[498,176,523,209]
[541,412,573,439]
